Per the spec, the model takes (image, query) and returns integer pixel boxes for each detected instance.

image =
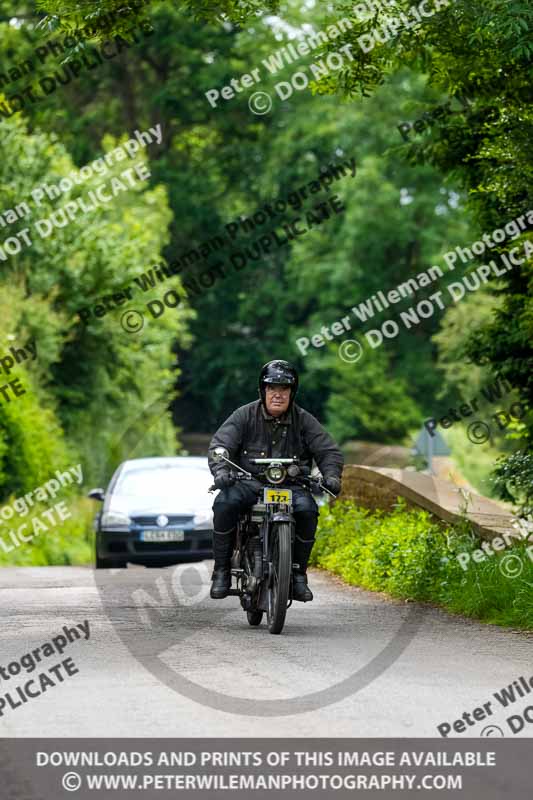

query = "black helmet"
[259,360,299,408]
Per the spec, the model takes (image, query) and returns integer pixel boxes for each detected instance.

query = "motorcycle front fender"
[271,512,293,524]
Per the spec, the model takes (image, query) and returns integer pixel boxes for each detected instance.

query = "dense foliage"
[493,451,533,516]
[0,112,185,490]
[315,0,533,485]
[0,497,94,566]
[0,0,530,504]
[313,500,533,629]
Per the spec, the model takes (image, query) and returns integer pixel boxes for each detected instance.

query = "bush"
[0,284,76,498]
[492,451,533,516]
[312,499,533,629]
[0,497,94,567]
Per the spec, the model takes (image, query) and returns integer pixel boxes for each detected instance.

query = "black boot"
[211,568,231,599]
[292,534,315,602]
[210,528,235,599]
[292,572,313,602]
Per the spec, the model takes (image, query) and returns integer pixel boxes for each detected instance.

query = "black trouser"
[212,481,318,573]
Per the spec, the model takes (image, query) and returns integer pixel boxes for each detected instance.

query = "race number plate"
[263,488,292,504]
[140,530,185,542]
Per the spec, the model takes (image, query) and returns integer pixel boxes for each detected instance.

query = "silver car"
[90,456,215,568]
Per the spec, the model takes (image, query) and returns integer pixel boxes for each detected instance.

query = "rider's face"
[265,384,291,417]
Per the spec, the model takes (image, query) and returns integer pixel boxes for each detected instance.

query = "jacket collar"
[260,403,291,425]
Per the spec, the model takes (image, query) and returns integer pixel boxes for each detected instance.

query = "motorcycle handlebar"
[208,472,251,492]
[209,472,333,495]
[300,476,333,496]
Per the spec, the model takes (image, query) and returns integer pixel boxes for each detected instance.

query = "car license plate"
[140,530,185,542]
[263,488,292,504]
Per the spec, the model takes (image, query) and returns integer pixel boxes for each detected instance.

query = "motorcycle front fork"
[237,521,298,610]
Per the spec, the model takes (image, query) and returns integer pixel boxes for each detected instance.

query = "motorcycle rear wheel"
[267,522,292,635]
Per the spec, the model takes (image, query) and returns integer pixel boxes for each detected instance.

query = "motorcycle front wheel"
[267,522,292,635]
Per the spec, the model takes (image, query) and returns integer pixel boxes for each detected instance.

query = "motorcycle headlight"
[101,511,131,528]
[266,466,285,484]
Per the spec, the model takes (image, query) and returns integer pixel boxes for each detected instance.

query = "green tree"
[323,343,421,443]
[0,282,73,495]
[313,0,533,471]
[8,0,526,474]
[0,113,190,486]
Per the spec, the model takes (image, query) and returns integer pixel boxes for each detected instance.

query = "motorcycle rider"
[207,360,344,602]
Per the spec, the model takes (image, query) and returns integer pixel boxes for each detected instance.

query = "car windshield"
[114,464,211,505]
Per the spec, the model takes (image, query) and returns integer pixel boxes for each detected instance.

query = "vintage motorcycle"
[209,447,334,635]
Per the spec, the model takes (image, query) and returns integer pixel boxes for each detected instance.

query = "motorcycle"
[209,447,334,635]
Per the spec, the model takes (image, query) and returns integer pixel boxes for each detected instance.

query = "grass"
[311,499,533,630]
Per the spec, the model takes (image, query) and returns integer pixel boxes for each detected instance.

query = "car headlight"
[101,511,131,528]
[193,512,212,528]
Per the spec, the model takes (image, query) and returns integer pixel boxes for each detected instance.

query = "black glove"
[323,475,341,496]
[214,469,236,490]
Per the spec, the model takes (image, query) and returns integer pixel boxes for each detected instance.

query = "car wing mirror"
[88,488,105,502]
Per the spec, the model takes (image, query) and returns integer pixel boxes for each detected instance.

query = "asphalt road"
[0,563,531,737]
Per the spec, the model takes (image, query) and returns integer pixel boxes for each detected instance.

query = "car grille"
[131,515,195,527]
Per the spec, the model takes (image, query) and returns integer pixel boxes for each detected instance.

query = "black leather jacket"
[208,400,344,480]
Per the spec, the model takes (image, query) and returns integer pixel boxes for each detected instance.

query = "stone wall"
[339,465,514,541]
